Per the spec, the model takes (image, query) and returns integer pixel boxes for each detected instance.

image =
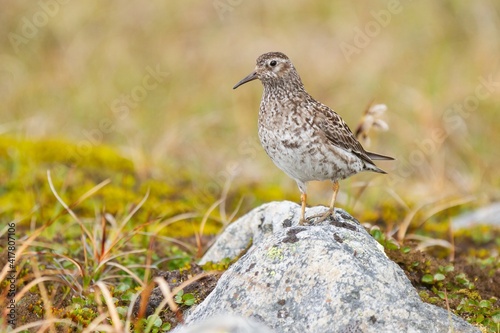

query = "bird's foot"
[306,208,337,224]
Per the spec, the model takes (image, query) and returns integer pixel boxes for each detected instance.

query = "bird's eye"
[269,60,277,67]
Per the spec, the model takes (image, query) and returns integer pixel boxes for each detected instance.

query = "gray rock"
[186,201,479,333]
[174,315,275,333]
[452,202,500,229]
[200,201,383,265]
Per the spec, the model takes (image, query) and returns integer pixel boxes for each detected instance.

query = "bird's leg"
[329,181,340,212]
[299,192,307,225]
[296,181,308,225]
[313,181,339,223]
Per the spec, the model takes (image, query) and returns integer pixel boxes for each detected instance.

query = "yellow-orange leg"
[316,181,340,222]
[299,192,307,225]
[329,181,340,212]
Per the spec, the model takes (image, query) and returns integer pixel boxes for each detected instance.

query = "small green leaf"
[444,265,454,273]
[116,306,128,318]
[147,314,162,328]
[121,291,133,301]
[402,246,411,254]
[492,312,500,323]
[183,293,195,306]
[371,229,383,241]
[184,298,195,306]
[174,290,185,304]
[115,283,130,293]
[455,273,472,288]
[434,273,445,281]
[422,274,434,284]
[72,297,85,305]
[468,299,479,306]
[479,300,491,308]
[385,240,399,250]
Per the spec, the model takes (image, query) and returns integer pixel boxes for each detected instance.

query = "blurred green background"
[1,0,500,220]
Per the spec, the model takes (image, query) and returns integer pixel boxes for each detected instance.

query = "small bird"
[233,52,393,224]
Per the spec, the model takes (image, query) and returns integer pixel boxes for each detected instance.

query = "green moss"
[202,257,232,271]
[386,245,500,332]
[0,136,223,236]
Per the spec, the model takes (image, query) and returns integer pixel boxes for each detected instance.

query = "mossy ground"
[0,136,240,236]
[386,242,499,330]
[0,137,498,332]
[372,229,500,332]
[0,137,267,332]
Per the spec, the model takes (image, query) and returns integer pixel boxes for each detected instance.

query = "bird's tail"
[366,151,394,161]
[364,151,393,174]
[365,163,387,174]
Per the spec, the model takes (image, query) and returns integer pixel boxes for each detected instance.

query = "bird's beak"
[233,71,258,89]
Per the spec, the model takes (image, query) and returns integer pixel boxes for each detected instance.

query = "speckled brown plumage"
[233,52,393,224]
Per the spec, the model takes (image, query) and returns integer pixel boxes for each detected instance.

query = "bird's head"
[233,52,302,90]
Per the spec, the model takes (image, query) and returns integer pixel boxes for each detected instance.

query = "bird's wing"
[313,103,375,165]
[366,151,394,160]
